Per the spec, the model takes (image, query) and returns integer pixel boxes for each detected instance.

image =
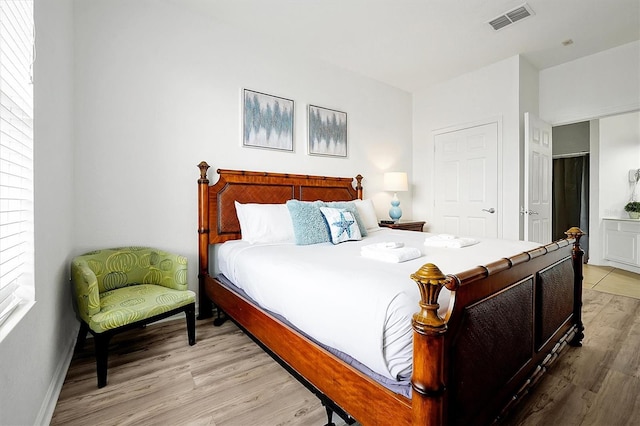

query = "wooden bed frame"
[196,161,585,425]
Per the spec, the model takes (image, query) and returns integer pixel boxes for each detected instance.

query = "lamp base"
[389,195,402,221]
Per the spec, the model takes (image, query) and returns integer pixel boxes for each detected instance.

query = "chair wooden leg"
[94,333,112,388]
[186,304,196,346]
[75,322,89,352]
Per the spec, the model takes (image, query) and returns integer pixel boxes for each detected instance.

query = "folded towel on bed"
[432,233,455,240]
[423,234,479,248]
[360,242,422,263]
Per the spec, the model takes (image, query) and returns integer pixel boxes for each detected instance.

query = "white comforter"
[218,228,540,382]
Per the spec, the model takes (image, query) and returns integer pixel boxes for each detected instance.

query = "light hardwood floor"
[52,266,640,426]
[582,264,640,299]
[504,266,640,426]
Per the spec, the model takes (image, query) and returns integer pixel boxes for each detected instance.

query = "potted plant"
[624,201,640,219]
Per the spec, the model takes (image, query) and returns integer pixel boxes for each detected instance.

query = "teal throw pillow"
[286,200,330,245]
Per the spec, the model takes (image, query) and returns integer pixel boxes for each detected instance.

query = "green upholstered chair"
[70,246,196,388]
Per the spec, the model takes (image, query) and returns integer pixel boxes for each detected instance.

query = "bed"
[196,161,585,425]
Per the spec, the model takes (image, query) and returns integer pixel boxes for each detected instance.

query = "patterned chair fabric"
[71,246,196,387]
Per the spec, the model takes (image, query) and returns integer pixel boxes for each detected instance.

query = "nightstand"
[378,220,426,232]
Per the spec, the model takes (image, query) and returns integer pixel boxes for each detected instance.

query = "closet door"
[433,122,498,238]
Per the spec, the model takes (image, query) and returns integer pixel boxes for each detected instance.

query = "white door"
[434,122,498,238]
[524,112,552,244]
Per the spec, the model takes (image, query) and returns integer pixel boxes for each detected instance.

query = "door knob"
[519,207,538,215]
[482,208,496,214]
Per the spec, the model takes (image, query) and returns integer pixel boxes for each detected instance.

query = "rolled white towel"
[361,243,421,263]
[435,234,455,240]
[362,241,405,249]
[424,235,479,248]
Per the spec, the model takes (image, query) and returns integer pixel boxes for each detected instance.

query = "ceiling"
[175,0,640,93]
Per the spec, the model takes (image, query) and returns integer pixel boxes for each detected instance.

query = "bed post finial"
[565,226,585,242]
[198,161,210,181]
[355,174,363,199]
[410,263,449,425]
[565,227,585,346]
[411,263,448,331]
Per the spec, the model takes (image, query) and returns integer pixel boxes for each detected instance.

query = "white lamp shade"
[383,172,408,192]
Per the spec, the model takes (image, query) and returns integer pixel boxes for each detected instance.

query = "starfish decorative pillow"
[320,207,362,244]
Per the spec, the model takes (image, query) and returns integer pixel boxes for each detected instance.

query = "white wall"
[0,0,77,425]
[590,111,640,265]
[412,56,523,239]
[599,112,640,218]
[553,122,590,156]
[413,41,640,245]
[518,57,541,238]
[540,40,640,125]
[539,41,640,265]
[73,0,413,294]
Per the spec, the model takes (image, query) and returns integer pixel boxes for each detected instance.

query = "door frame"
[431,116,504,238]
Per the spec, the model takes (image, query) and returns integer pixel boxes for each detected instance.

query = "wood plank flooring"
[52,267,640,426]
[503,281,640,425]
[52,318,334,426]
[583,264,640,299]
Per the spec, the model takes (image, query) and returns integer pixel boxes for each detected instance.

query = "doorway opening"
[551,122,590,261]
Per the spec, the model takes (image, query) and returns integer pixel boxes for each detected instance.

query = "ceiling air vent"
[488,3,534,31]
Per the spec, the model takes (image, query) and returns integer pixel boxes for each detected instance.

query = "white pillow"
[353,199,380,231]
[234,202,295,244]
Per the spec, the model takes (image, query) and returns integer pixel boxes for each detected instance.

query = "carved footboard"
[411,229,585,425]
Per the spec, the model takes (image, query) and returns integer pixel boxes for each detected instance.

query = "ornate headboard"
[196,161,364,316]
[197,161,364,244]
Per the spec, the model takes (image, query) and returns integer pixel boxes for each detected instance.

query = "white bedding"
[218,228,540,382]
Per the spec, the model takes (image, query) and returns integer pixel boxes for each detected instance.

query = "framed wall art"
[308,105,347,157]
[243,89,294,151]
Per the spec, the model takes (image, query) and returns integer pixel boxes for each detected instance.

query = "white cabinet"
[603,219,640,269]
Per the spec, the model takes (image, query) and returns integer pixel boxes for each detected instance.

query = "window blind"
[0,0,34,328]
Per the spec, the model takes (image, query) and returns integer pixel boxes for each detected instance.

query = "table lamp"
[383,172,408,221]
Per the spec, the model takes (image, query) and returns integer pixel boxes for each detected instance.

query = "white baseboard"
[35,323,79,426]
[605,259,640,275]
